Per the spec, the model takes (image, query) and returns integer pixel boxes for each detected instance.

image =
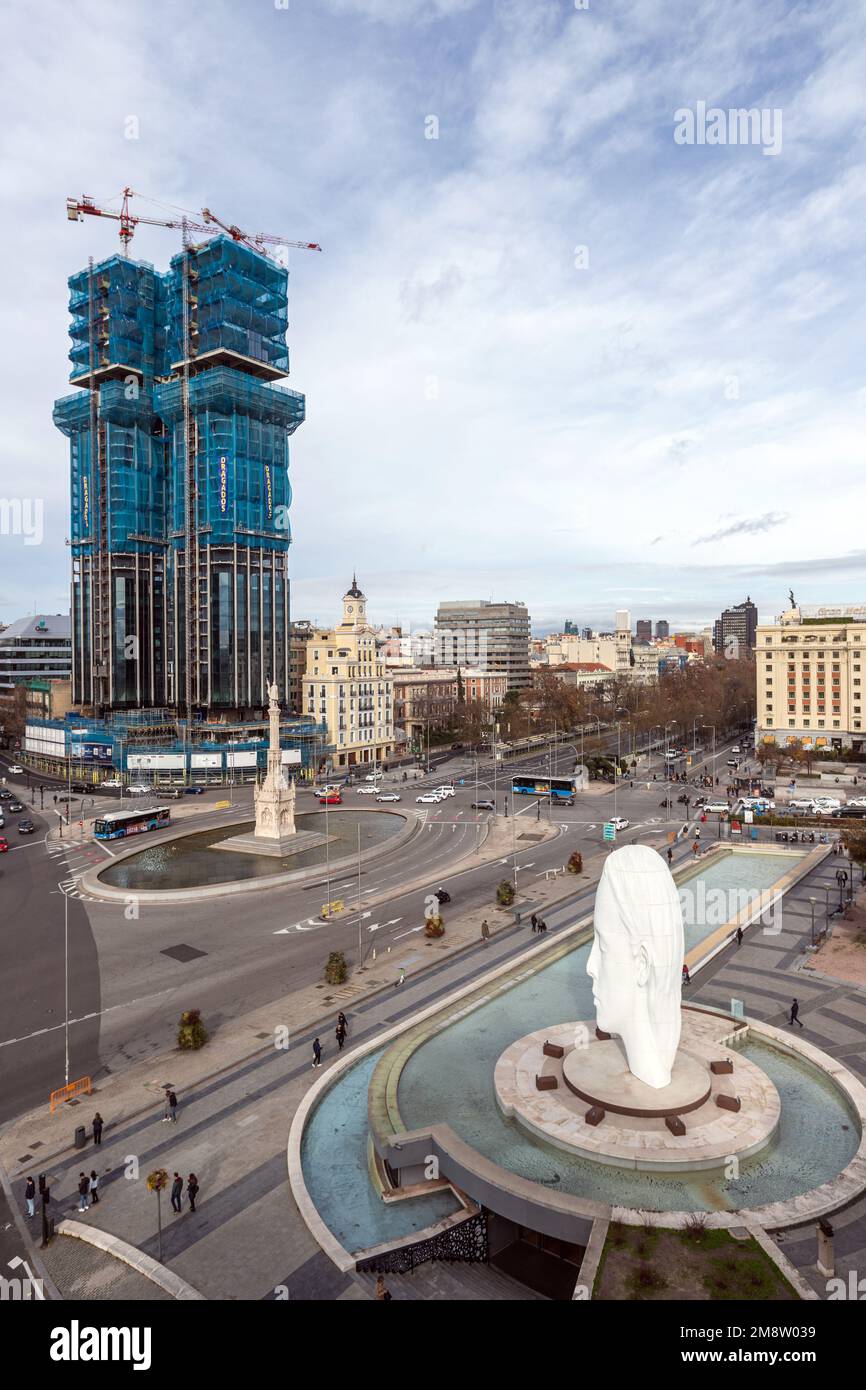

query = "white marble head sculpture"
[586,844,684,1089]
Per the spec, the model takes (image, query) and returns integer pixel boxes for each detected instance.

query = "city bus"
[511,774,576,804]
[93,806,172,840]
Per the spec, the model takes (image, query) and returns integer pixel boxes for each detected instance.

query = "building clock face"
[347,605,353,613]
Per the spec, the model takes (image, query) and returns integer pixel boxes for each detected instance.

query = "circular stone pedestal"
[562,1042,710,1118]
[494,1010,781,1172]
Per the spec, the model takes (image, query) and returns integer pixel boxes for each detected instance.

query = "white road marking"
[394,925,424,939]
[0,987,177,1050]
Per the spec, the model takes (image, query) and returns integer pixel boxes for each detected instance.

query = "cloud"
[692,512,789,546]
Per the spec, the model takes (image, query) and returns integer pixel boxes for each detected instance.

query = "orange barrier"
[50,1076,93,1114]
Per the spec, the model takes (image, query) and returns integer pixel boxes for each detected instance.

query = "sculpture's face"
[586,844,684,1089]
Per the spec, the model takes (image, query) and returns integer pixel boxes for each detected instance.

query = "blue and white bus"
[93,806,171,840]
[511,774,576,804]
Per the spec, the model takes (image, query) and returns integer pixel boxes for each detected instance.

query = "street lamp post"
[809,896,817,947]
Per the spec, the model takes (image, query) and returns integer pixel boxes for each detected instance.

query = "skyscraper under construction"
[53,234,304,717]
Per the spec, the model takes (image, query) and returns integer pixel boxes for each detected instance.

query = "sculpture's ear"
[635,940,652,989]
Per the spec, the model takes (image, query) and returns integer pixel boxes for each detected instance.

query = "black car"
[184,785,205,795]
[471,800,495,811]
[8,800,24,813]
[0,789,11,800]
[17,819,35,834]
[71,781,89,794]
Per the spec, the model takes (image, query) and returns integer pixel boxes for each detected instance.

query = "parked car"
[0,815,5,829]
[417,793,443,804]
[17,820,35,834]
[788,798,816,811]
[376,792,401,802]
[0,836,8,852]
[8,764,23,775]
[184,785,205,795]
[7,801,24,814]
[319,792,342,805]
[471,800,495,811]
[609,816,630,831]
[364,772,380,782]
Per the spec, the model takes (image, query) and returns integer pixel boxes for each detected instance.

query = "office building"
[636,619,652,642]
[434,600,531,691]
[713,597,758,657]
[655,619,669,639]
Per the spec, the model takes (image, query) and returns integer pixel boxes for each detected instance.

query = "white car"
[731,747,741,756]
[433,787,455,798]
[364,772,380,782]
[703,802,730,814]
[814,796,841,807]
[355,785,380,795]
[8,764,23,775]
[847,797,866,808]
[788,798,815,810]
[417,793,444,804]
[376,792,401,802]
[101,778,122,789]
[609,816,630,831]
[126,783,152,796]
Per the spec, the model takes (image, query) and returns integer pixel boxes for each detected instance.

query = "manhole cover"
[160,944,208,963]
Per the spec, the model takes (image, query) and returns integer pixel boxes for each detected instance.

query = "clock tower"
[342,574,367,629]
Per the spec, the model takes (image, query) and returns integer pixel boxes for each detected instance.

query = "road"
[0,730,746,1122]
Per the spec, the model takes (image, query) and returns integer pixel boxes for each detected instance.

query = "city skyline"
[2,0,866,626]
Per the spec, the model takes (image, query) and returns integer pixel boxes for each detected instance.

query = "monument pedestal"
[215,827,334,858]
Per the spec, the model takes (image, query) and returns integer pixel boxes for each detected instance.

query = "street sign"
[603,822,616,842]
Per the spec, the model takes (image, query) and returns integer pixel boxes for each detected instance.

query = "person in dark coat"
[92,1112,103,1146]
[168,1090,178,1123]
[24,1176,36,1218]
[186,1174,199,1213]
[312,1037,322,1067]
[170,1172,183,1214]
[336,1023,346,1051]
[89,1170,99,1204]
[337,1012,348,1037]
[788,998,803,1028]
[77,1173,90,1212]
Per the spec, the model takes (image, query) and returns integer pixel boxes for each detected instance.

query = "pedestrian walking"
[312,1037,322,1068]
[538,918,548,935]
[88,1170,99,1204]
[170,1172,183,1214]
[666,847,673,867]
[788,998,803,1028]
[24,1176,36,1219]
[736,926,743,947]
[375,1275,392,1301]
[692,839,700,858]
[395,967,405,987]
[336,1023,346,1051]
[168,1089,178,1123]
[682,964,691,987]
[337,1011,348,1037]
[92,1111,103,1146]
[77,1172,90,1212]
[530,913,538,933]
[481,919,491,946]
[186,1173,199,1213]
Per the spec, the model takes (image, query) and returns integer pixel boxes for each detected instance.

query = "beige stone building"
[756,603,866,753]
[303,579,394,769]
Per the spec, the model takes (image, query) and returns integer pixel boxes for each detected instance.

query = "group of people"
[529,914,548,934]
[312,1013,349,1067]
[171,1172,200,1213]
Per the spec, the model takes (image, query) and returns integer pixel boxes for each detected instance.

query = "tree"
[177,1009,208,1051]
[325,951,348,985]
[842,826,866,882]
[456,668,465,705]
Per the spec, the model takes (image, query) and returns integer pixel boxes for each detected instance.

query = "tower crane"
[66,187,322,259]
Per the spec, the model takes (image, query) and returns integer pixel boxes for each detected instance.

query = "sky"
[1,0,865,635]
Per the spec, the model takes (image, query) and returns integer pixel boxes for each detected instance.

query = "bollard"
[816,1219,834,1279]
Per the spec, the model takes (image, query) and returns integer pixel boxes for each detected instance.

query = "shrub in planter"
[567,850,583,874]
[496,879,515,906]
[425,915,445,938]
[325,951,348,985]
[177,1009,208,1051]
